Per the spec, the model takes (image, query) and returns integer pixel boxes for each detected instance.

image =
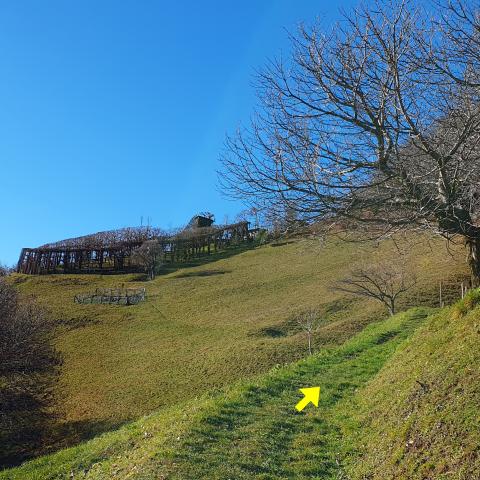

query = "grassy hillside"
[7,236,467,455]
[345,290,480,479]
[4,292,479,479]
[0,307,432,479]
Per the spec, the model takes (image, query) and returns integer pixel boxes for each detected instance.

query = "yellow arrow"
[295,387,320,412]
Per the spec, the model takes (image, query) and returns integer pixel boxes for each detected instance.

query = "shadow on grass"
[53,417,128,448]
[0,408,126,469]
[175,269,231,278]
[164,244,256,275]
[126,244,257,282]
[270,241,296,247]
[11,417,130,468]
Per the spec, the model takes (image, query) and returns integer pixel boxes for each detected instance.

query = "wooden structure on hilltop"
[17,217,251,275]
[186,213,215,229]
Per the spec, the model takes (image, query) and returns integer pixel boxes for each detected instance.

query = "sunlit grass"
[0,307,431,479]
[8,235,466,456]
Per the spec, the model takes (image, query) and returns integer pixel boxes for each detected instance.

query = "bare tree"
[0,263,10,276]
[295,309,321,355]
[334,260,417,316]
[234,209,248,223]
[0,279,60,466]
[219,0,480,284]
[132,239,163,280]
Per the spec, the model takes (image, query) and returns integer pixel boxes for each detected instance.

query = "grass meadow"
[7,235,467,459]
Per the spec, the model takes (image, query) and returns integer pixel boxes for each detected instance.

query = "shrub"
[0,263,10,276]
[0,279,61,467]
[254,229,269,246]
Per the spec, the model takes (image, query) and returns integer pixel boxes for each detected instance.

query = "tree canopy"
[220,0,480,281]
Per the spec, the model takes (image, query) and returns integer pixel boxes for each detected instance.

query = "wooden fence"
[74,287,146,305]
[438,276,475,307]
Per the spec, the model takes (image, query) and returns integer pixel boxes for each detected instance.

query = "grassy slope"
[0,307,432,479]
[345,291,480,479]
[10,236,464,445]
[3,245,478,479]
[4,292,480,479]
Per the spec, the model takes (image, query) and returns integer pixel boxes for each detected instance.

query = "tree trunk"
[466,236,480,288]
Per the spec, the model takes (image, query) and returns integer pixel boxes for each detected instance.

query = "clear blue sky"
[0,0,356,265]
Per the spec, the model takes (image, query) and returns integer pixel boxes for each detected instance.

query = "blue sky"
[0,0,356,265]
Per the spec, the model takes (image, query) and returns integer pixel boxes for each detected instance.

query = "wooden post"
[17,248,26,272]
[439,280,443,308]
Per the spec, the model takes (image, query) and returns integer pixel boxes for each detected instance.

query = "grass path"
[156,307,430,479]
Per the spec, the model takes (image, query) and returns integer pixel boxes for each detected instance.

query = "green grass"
[0,307,432,479]
[344,291,480,479]
[8,236,466,450]
[3,251,478,478]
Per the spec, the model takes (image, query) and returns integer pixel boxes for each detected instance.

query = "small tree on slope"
[133,239,163,280]
[295,309,322,355]
[334,260,417,316]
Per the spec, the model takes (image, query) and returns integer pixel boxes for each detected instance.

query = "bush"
[0,279,61,467]
[0,263,11,276]
[254,229,269,246]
